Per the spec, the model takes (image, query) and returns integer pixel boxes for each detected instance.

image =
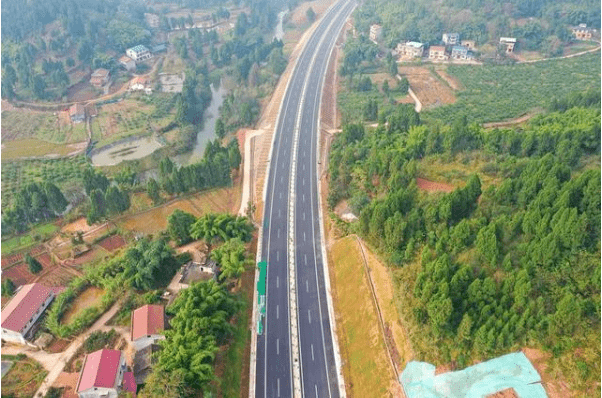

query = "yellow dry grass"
[361,239,414,369]
[329,235,399,397]
[118,185,240,234]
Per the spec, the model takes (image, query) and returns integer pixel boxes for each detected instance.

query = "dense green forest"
[328,91,600,391]
[353,0,600,55]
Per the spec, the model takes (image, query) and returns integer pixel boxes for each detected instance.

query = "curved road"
[254,1,356,397]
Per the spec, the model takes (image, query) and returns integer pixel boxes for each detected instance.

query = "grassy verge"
[1,222,59,255]
[1,138,79,160]
[329,235,397,397]
[0,356,48,398]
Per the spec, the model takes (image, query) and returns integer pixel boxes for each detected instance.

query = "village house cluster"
[393,32,478,62]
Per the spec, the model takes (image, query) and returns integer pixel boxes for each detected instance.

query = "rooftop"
[119,55,134,63]
[76,349,122,392]
[500,37,517,43]
[69,103,85,116]
[131,304,165,341]
[128,44,150,53]
[91,68,110,78]
[405,41,424,48]
[1,283,54,332]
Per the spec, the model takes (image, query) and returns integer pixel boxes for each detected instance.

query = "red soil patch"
[2,253,23,269]
[47,338,71,354]
[37,266,76,288]
[63,247,107,267]
[2,262,35,286]
[53,372,79,398]
[35,253,53,268]
[416,177,454,193]
[97,235,127,252]
[523,347,573,398]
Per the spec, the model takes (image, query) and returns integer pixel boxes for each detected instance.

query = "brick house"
[428,45,448,61]
[119,56,136,72]
[131,305,165,351]
[396,41,425,59]
[1,284,57,345]
[442,33,460,45]
[499,37,517,53]
[90,68,110,88]
[572,24,593,40]
[76,349,136,398]
[461,40,476,49]
[70,103,86,123]
[369,24,383,43]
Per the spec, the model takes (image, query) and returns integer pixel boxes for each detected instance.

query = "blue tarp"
[401,352,548,398]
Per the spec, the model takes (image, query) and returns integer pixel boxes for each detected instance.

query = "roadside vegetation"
[1,355,48,398]
[328,89,601,395]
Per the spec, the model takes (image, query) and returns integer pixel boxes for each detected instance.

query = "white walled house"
[1,283,56,345]
[131,304,165,351]
[76,349,136,398]
[126,45,153,63]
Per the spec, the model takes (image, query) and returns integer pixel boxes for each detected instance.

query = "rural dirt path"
[4,299,125,398]
[516,42,601,64]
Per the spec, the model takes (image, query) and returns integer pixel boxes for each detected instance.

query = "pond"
[177,81,227,165]
[61,286,105,325]
[90,136,163,167]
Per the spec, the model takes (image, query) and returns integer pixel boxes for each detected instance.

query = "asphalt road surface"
[255,1,356,397]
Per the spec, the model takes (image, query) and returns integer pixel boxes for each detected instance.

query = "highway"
[254,0,355,397]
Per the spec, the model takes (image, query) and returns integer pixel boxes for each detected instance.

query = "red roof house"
[76,349,126,397]
[131,305,164,340]
[1,283,55,344]
[122,372,137,396]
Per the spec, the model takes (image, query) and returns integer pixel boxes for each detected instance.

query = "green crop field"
[425,51,601,124]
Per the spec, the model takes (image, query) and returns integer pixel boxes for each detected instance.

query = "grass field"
[1,138,83,160]
[118,185,240,234]
[1,110,87,144]
[424,51,601,124]
[329,235,398,397]
[91,97,174,148]
[61,286,106,325]
[1,156,89,209]
[0,355,48,398]
[1,223,59,255]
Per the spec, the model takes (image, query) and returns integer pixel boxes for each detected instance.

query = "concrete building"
[396,41,425,59]
[126,45,153,63]
[131,305,165,350]
[89,68,110,88]
[69,103,86,123]
[369,24,383,43]
[144,13,160,29]
[451,45,469,60]
[428,45,448,61]
[499,37,517,53]
[572,24,593,40]
[442,33,460,45]
[1,283,56,345]
[119,56,136,72]
[76,349,136,398]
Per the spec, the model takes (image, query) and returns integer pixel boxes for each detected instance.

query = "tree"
[211,238,248,281]
[382,79,390,96]
[398,77,409,94]
[44,182,68,214]
[306,7,316,23]
[123,238,178,291]
[167,210,197,246]
[2,279,15,297]
[147,178,161,204]
[25,254,43,274]
[215,118,226,139]
[139,369,192,398]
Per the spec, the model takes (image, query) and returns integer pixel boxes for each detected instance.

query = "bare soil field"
[434,68,463,91]
[37,266,78,288]
[523,348,573,398]
[416,177,454,193]
[52,372,79,398]
[61,218,96,234]
[398,66,456,108]
[97,235,127,252]
[2,262,34,286]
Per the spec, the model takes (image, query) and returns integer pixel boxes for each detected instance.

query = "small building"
[133,344,161,385]
[572,24,593,40]
[76,349,136,398]
[131,304,165,350]
[499,37,517,53]
[461,40,476,49]
[90,68,110,88]
[1,283,56,345]
[442,33,460,45]
[129,76,150,92]
[126,45,153,63]
[428,45,448,61]
[396,41,425,59]
[369,24,383,43]
[69,103,86,123]
[451,45,469,60]
[119,56,136,72]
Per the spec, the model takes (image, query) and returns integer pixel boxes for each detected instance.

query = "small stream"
[274,10,287,41]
